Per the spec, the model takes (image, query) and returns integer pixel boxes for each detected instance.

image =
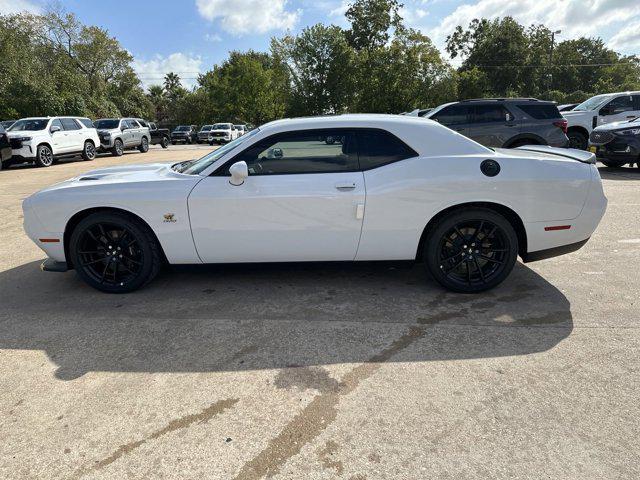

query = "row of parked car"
[169,123,248,145]
[403,90,640,169]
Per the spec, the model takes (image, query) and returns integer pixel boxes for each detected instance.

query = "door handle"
[335,182,356,191]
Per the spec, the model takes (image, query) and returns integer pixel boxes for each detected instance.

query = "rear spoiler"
[515,145,596,164]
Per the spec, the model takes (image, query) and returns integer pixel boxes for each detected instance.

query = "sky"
[2,0,640,90]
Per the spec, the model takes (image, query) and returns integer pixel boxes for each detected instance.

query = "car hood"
[6,130,43,137]
[561,110,591,118]
[210,129,231,134]
[593,119,640,132]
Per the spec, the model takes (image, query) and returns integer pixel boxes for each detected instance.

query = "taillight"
[553,119,568,134]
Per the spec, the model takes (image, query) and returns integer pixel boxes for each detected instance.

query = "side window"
[60,118,80,131]
[357,130,418,170]
[129,119,141,128]
[78,118,95,128]
[431,105,472,126]
[217,129,358,176]
[137,120,148,128]
[122,120,132,129]
[149,123,157,130]
[605,96,634,114]
[632,95,640,110]
[50,119,63,131]
[474,105,510,123]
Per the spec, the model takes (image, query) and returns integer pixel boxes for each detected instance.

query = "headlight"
[617,128,640,136]
[16,136,32,142]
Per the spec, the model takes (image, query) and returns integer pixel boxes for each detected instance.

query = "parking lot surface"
[1,145,639,479]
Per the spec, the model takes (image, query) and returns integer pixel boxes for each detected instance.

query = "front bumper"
[41,258,69,272]
[11,144,35,159]
[591,140,640,163]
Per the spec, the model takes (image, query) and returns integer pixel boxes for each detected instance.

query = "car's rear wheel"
[138,136,149,153]
[567,131,588,150]
[423,208,518,293]
[35,144,54,167]
[81,140,96,161]
[161,136,169,148]
[111,139,124,157]
[70,212,162,293]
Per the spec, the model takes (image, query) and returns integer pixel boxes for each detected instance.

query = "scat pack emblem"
[163,213,177,223]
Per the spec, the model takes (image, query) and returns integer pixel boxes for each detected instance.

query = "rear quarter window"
[516,104,561,120]
[357,130,418,170]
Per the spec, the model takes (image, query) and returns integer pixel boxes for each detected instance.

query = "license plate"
[588,146,597,153]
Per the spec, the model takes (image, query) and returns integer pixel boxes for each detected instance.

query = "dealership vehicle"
[235,125,247,137]
[1,120,16,129]
[94,118,150,157]
[135,119,170,148]
[23,114,606,294]
[425,99,569,148]
[0,123,12,170]
[197,125,214,143]
[7,116,99,167]
[563,92,640,149]
[589,118,640,168]
[171,125,197,144]
[208,123,238,144]
[558,103,579,112]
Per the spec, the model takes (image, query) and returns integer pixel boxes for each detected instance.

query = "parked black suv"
[0,123,11,170]
[425,98,569,148]
[135,119,170,148]
[170,125,198,144]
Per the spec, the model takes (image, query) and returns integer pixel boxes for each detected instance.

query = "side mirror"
[229,161,248,186]
[50,125,61,133]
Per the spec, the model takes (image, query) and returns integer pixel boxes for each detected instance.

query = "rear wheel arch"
[63,207,167,267]
[416,202,528,261]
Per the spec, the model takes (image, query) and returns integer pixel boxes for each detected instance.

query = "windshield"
[212,123,231,130]
[573,94,614,112]
[8,119,48,131]
[175,126,190,131]
[200,125,212,131]
[424,103,454,118]
[95,119,120,129]
[178,128,260,175]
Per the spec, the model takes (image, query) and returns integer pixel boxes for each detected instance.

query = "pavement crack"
[233,325,427,480]
[74,398,238,478]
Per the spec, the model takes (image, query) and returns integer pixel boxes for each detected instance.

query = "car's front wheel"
[423,208,518,293]
[567,131,588,150]
[69,212,162,293]
[35,144,54,167]
[161,136,169,148]
[81,140,96,161]
[111,139,124,157]
[138,136,149,153]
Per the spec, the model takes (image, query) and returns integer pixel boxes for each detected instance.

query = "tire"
[111,139,124,157]
[423,208,518,293]
[81,140,96,161]
[35,144,54,167]
[567,131,588,150]
[138,136,149,153]
[171,141,176,145]
[69,211,162,293]
[161,136,169,149]
[600,159,626,168]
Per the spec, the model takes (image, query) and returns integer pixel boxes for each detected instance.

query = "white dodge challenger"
[23,114,607,294]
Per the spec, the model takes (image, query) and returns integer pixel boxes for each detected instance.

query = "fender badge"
[163,213,176,223]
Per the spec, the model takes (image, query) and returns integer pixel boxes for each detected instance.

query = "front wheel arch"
[63,207,167,268]
[416,202,528,261]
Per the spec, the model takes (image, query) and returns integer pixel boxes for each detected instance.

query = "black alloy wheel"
[35,144,54,167]
[567,131,588,150]
[424,208,518,293]
[161,136,169,148]
[138,136,149,153]
[70,212,161,293]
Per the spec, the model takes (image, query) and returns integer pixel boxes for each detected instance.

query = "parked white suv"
[208,123,239,144]
[563,91,640,149]
[7,117,100,167]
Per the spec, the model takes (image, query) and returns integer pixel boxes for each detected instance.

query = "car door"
[60,118,83,152]
[597,95,639,126]
[467,104,515,147]
[429,104,474,138]
[48,119,66,153]
[188,129,365,263]
[128,119,142,145]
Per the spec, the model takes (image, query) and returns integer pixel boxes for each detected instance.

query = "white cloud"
[608,20,640,54]
[408,0,640,56]
[133,53,203,90]
[196,0,300,35]
[0,0,41,14]
[205,33,223,42]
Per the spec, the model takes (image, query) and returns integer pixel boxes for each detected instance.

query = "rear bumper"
[521,238,589,263]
